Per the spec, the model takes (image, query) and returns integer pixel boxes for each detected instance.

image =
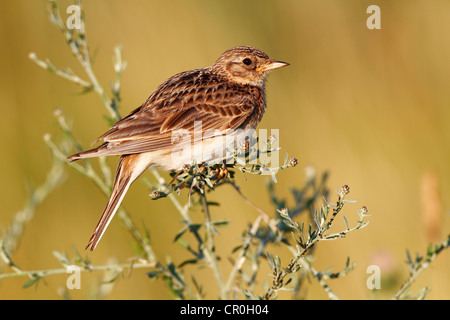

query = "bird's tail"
[67,143,108,162]
[85,153,151,251]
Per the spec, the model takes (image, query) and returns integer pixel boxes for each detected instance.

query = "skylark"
[68,46,289,250]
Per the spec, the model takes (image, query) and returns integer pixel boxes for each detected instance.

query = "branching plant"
[0,0,448,300]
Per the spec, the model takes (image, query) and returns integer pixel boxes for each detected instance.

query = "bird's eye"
[242,58,252,66]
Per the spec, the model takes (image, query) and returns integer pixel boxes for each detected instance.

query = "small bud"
[340,185,350,196]
[266,134,277,151]
[197,180,205,189]
[268,134,277,143]
[288,157,298,167]
[360,206,369,215]
[182,164,191,172]
[43,133,51,142]
[279,207,288,216]
[53,108,63,117]
[150,190,160,198]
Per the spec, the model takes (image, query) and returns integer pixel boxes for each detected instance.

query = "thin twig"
[228,181,280,234]
[224,214,263,297]
[200,192,226,299]
[1,137,66,256]
[391,235,450,300]
[0,240,156,281]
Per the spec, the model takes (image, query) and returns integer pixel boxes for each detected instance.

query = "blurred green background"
[0,0,449,299]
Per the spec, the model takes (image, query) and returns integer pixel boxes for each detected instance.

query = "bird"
[68,46,289,251]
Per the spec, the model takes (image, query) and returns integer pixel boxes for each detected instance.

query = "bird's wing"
[78,70,259,157]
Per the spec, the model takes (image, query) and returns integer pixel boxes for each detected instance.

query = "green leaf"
[176,238,190,250]
[262,279,269,292]
[23,277,39,289]
[167,261,185,287]
[146,270,161,279]
[426,243,433,258]
[270,170,278,184]
[266,252,275,269]
[173,225,189,242]
[314,211,321,230]
[205,178,215,189]
[52,250,69,266]
[343,216,349,230]
[178,259,199,268]
[191,275,203,297]
[212,219,230,227]
[405,249,413,269]
[232,244,243,253]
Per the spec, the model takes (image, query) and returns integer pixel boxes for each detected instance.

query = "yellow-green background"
[0,0,449,299]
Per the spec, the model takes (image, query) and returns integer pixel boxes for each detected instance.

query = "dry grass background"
[0,0,449,299]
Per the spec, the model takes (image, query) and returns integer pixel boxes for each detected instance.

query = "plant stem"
[0,243,156,281]
[200,192,226,299]
[224,214,263,297]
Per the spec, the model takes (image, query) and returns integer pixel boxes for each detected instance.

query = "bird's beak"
[257,59,290,72]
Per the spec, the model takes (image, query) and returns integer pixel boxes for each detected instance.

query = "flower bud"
[288,157,298,167]
[150,190,160,198]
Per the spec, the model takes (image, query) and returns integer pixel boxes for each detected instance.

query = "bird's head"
[212,46,289,86]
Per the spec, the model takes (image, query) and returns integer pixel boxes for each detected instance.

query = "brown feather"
[70,68,265,159]
[85,153,152,251]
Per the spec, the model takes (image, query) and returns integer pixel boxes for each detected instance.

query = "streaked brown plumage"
[68,46,289,251]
